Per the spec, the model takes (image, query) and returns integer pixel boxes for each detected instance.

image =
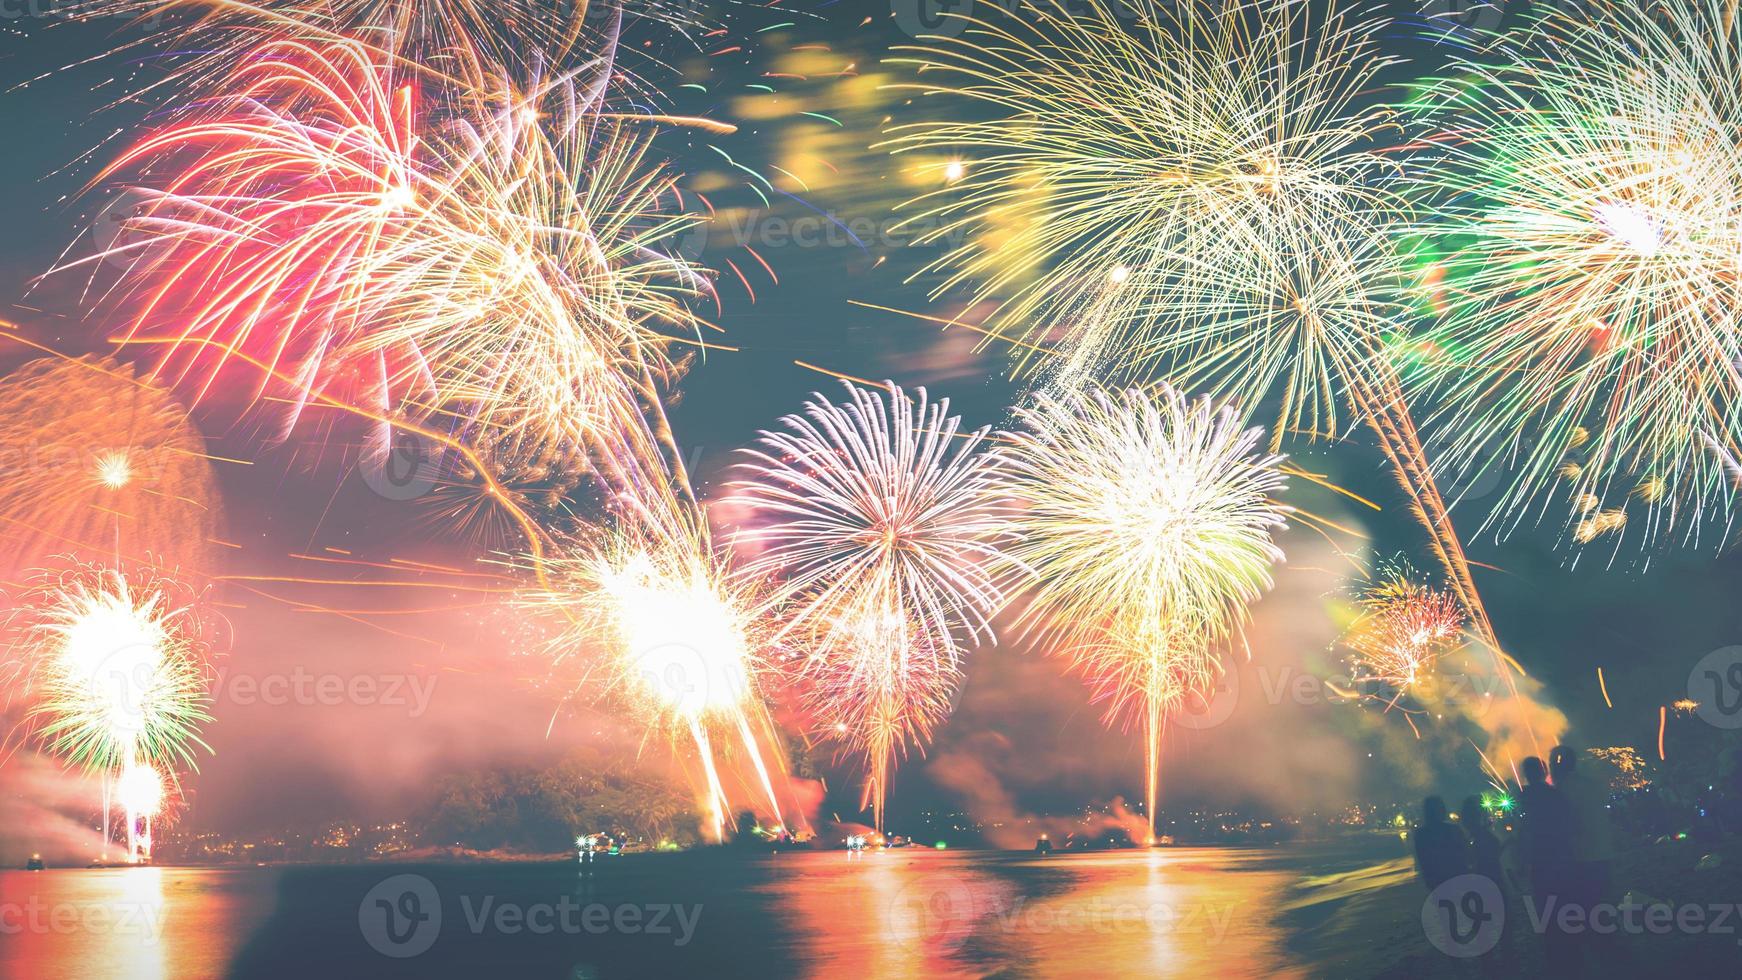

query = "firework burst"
[523,523,788,841]
[4,564,216,777]
[883,0,1404,416]
[993,384,1288,833]
[0,354,221,577]
[730,382,1009,829]
[79,38,706,516]
[1406,0,1742,552]
[883,0,1505,658]
[1342,559,1465,690]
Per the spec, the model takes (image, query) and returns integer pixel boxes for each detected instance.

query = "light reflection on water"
[759,848,1308,979]
[0,866,270,980]
[0,846,1370,977]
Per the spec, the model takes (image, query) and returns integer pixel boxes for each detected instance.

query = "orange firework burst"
[0,354,221,577]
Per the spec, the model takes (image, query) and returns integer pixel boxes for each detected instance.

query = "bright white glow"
[943,160,966,182]
[94,451,132,489]
[55,590,170,742]
[602,552,752,721]
[1594,202,1662,256]
[1109,264,1131,284]
[116,761,164,819]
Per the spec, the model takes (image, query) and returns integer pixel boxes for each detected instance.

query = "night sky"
[1,1,1738,852]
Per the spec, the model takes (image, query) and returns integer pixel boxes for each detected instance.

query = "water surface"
[1,845,1391,978]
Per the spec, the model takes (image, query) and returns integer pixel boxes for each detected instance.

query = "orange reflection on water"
[762,847,1308,979]
[0,867,269,979]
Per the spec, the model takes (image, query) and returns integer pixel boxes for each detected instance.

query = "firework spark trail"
[116,758,166,862]
[1406,0,1742,554]
[520,523,789,841]
[730,382,1010,830]
[71,38,709,529]
[992,384,1288,835]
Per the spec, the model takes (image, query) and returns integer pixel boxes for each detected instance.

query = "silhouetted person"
[1553,744,1628,973]
[1551,745,1614,907]
[1460,796,1511,973]
[1413,796,1468,891]
[1460,796,1504,885]
[1516,756,1576,977]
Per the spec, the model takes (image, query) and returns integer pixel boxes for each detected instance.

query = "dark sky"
[1,1,1738,850]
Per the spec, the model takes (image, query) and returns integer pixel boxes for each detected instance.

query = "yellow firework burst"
[993,383,1288,833]
[883,0,1405,436]
[521,522,787,841]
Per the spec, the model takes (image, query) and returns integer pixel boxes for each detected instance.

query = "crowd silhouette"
[1411,743,1668,976]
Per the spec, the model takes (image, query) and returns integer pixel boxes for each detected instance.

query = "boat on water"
[25,854,44,871]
